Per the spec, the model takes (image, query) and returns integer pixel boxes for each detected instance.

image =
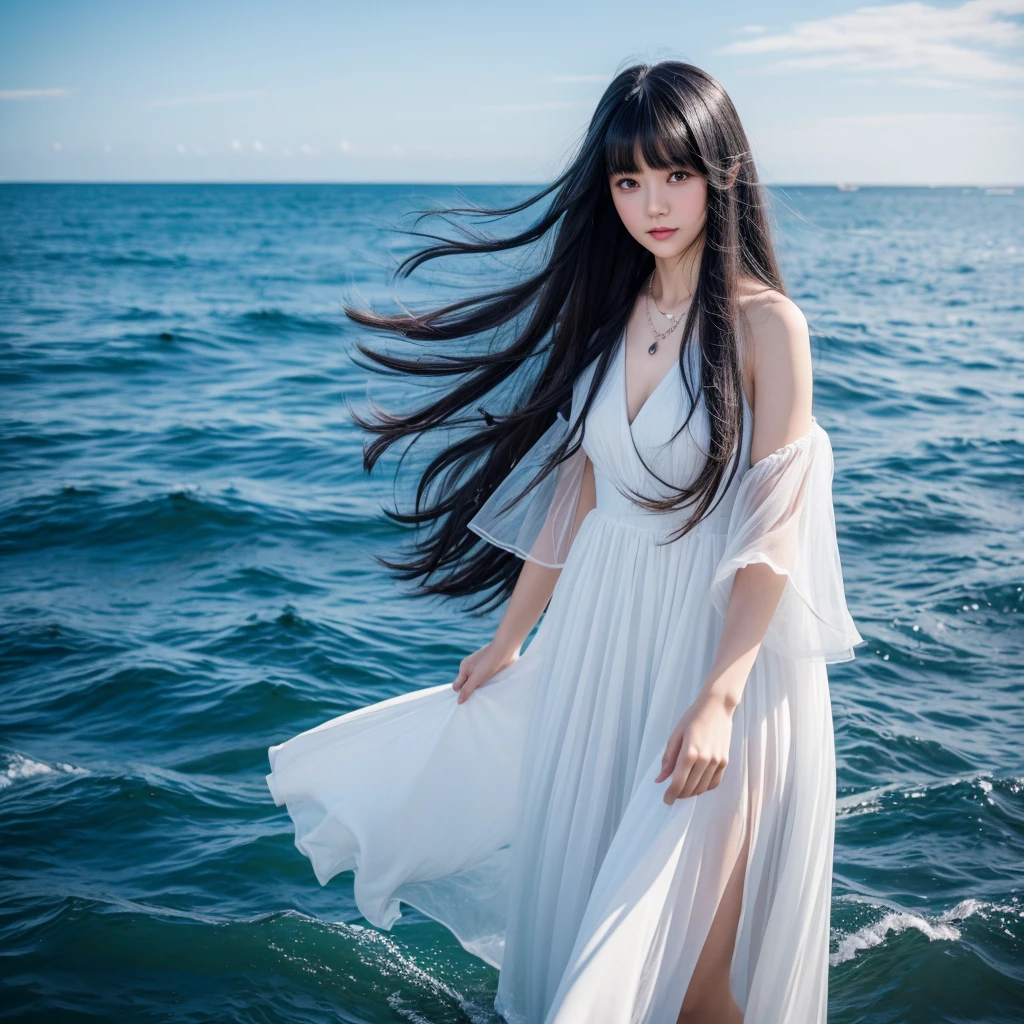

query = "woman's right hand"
[452,641,520,704]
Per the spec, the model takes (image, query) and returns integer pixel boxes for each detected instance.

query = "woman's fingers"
[675,754,710,801]
[691,759,721,797]
[656,730,691,792]
[662,746,694,803]
[455,672,481,704]
[662,747,728,803]
[654,729,684,783]
[452,661,470,691]
[706,760,727,792]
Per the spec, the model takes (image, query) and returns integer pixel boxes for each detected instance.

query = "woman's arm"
[702,294,815,710]
[454,453,596,703]
[657,293,814,800]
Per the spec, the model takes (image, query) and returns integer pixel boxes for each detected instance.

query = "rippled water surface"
[1,183,1022,1023]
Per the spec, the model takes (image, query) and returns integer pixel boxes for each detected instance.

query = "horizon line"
[0,179,1021,189]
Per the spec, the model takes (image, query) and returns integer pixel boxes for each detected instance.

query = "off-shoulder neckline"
[749,417,821,470]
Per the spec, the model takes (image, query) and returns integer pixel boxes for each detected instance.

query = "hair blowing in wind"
[344,59,785,613]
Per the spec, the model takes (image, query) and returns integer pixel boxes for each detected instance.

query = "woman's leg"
[676,822,751,1024]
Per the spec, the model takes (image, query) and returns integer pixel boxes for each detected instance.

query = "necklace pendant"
[648,340,658,355]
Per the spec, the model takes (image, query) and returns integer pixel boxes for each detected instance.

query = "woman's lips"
[648,227,677,239]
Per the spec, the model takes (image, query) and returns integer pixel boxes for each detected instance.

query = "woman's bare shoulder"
[732,278,807,411]
[735,278,814,455]
[735,279,808,363]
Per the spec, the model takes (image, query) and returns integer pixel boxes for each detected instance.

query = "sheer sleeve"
[709,417,865,664]
[467,411,588,569]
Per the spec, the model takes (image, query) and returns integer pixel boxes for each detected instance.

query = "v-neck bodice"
[573,329,753,539]
[622,326,681,431]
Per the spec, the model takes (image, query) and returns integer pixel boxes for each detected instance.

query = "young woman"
[266,60,864,1023]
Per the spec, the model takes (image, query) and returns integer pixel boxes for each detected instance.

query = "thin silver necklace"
[644,271,692,354]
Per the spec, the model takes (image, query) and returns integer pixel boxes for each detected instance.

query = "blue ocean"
[1,183,1021,1023]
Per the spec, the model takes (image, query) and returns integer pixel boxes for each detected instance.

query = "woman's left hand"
[655,691,735,804]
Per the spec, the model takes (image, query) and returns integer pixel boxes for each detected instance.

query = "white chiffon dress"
[266,325,865,1023]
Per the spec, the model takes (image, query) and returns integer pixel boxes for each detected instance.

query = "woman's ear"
[725,160,741,189]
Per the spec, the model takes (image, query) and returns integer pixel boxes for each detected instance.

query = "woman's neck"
[651,245,702,308]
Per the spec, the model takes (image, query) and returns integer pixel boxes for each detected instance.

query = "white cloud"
[477,100,588,112]
[231,139,242,151]
[718,1,1024,84]
[893,75,973,88]
[253,140,264,152]
[545,74,610,83]
[52,141,62,151]
[818,109,1006,125]
[755,108,1020,183]
[0,86,76,101]
[142,89,265,108]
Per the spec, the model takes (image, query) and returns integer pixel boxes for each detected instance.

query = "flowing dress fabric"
[266,328,865,1023]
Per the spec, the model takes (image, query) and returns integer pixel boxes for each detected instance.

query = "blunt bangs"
[603,90,705,179]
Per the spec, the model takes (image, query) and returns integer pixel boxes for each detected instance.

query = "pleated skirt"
[267,507,836,1023]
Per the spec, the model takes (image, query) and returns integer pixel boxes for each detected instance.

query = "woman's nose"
[646,185,670,216]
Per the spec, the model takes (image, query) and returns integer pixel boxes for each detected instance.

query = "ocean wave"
[232,308,345,336]
[830,894,1023,966]
[95,252,197,269]
[837,770,1024,819]
[0,752,89,789]
[0,479,390,559]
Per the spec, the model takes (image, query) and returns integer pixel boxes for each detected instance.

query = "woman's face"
[608,151,708,261]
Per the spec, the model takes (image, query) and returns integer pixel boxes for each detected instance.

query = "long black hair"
[344,59,785,613]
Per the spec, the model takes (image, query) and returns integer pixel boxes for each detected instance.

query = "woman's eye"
[615,172,688,189]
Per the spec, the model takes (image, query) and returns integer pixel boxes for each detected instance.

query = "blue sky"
[1,0,1021,184]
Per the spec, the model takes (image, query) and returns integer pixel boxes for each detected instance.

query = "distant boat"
[836,183,860,192]
[983,187,1014,195]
